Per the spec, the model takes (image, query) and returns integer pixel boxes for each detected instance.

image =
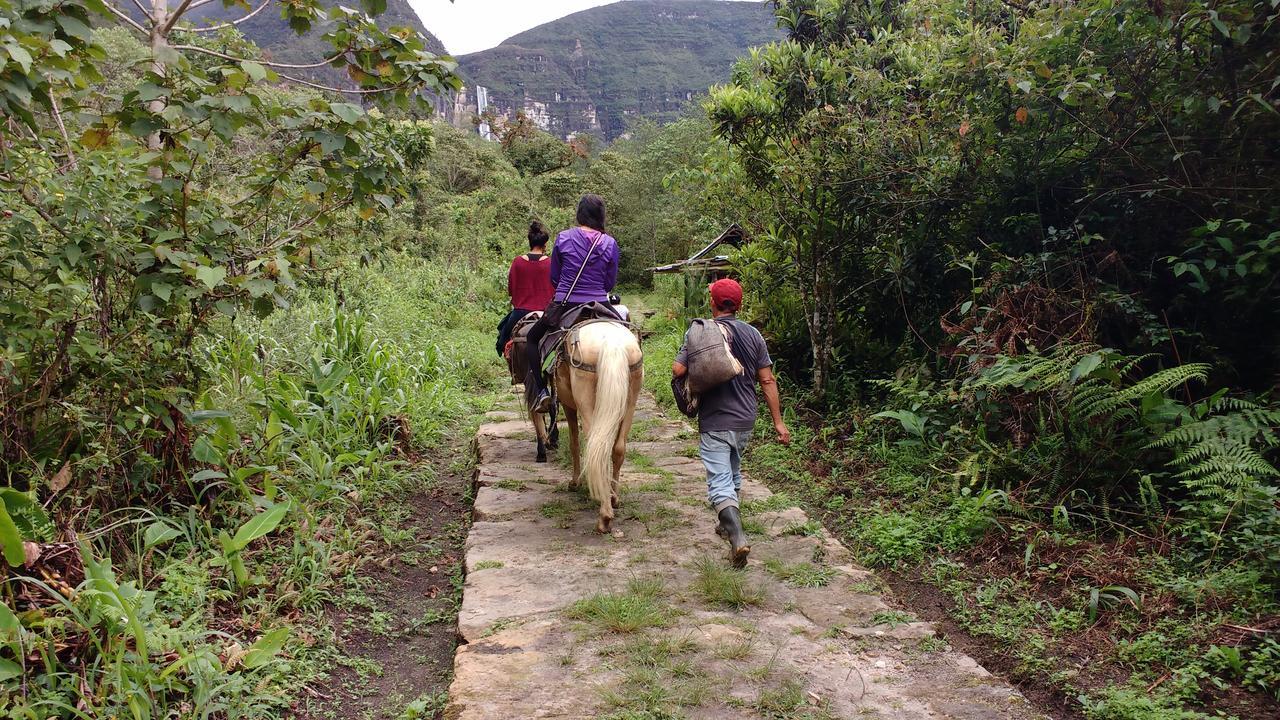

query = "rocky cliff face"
[455,1,782,140]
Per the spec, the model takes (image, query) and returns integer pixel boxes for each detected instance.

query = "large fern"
[1151,399,1280,500]
[966,345,1210,422]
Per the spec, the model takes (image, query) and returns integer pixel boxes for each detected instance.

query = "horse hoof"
[596,518,611,534]
[536,455,547,463]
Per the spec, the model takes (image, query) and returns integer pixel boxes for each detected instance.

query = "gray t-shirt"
[675,316,773,432]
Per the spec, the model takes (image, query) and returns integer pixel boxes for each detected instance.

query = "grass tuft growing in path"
[567,578,672,633]
[692,557,766,610]
[763,558,836,588]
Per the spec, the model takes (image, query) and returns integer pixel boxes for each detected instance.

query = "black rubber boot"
[717,506,750,568]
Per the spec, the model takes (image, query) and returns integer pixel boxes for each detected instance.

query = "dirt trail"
[446,390,1049,719]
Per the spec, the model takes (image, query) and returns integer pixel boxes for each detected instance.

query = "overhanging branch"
[185,0,273,32]
[104,2,149,34]
[161,0,199,34]
[172,43,348,70]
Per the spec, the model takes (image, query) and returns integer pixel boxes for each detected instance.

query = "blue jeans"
[700,430,752,511]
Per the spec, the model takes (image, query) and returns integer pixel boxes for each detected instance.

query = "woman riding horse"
[524,194,620,412]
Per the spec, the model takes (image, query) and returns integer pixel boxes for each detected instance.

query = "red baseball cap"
[709,278,743,312]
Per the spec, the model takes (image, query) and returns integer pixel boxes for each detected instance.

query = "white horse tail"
[583,325,633,504]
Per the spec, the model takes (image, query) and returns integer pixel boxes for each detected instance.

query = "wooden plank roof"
[648,224,745,274]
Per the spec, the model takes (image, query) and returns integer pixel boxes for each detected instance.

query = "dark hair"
[575,194,606,232]
[528,221,549,249]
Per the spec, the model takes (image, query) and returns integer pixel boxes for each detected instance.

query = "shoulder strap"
[564,231,603,300]
[713,316,737,343]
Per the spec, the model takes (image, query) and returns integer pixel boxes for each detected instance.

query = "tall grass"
[4,254,507,718]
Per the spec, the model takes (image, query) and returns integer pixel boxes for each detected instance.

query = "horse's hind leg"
[610,370,643,509]
[547,402,560,450]
[565,406,581,491]
[533,409,549,463]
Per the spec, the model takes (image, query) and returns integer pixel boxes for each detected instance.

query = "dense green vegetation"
[2,0,1277,717]
[0,1,513,714]
[701,0,1278,716]
[458,0,783,138]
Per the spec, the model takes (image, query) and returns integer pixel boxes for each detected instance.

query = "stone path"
[445,390,1048,719]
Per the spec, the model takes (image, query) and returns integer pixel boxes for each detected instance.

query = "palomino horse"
[554,321,643,533]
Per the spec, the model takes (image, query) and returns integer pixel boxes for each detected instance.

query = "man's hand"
[672,361,687,378]
[774,421,792,445]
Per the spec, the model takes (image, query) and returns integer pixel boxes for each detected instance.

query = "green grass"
[741,492,797,515]
[621,502,682,533]
[626,475,677,495]
[754,676,836,720]
[597,634,710,717]
[713,636,756,660]
[868,610,916,627]
[780,520,823,537]
[473,560,504,571]
[567,578,672,633]
[762,559,836,588]
[691,557,765,610]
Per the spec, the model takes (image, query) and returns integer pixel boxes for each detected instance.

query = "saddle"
[545,301,630,366]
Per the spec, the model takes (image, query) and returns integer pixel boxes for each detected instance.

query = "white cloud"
[411,0,761,56]
[411,0,622,55]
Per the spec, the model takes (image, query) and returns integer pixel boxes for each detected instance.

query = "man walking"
[672,279,790,568]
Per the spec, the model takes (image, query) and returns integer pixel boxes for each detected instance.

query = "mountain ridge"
[456,0,782,139]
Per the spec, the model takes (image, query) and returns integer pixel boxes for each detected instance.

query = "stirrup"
[532,390,554,413]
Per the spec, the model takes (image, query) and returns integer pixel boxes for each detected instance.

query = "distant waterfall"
[476,86,495,141]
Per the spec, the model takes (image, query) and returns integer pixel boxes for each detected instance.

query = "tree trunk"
[148,0,169,179]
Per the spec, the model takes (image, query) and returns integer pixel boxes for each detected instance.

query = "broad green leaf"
[0,658,21,682]
[230,503,289,551]
[242,627,289,669]
[329,102,363,124]
[0,600,20,639]
[190,469,227,484]
[54,14,93,42]
[0,505,26,566]
[241,60,266,82]
[144,521,182,549]
[1069,354,1103,384]
[195,265,227,290]
[189,410,232,423]
[4,44,32,74]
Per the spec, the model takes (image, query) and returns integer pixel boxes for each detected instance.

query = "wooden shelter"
[649,225,745,311]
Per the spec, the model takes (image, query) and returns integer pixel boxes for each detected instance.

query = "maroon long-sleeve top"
[508,252,555,311]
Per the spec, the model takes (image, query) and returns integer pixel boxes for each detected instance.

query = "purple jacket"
[550,227,619,303]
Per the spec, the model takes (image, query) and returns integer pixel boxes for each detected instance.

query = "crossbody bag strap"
[563,230,603,301]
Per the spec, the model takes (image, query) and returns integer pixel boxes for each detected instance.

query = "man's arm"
[757,366,791,445]
[549,247,562,286]
[672,361,687,378]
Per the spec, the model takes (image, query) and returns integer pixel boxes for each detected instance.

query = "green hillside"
[458,0,782,138]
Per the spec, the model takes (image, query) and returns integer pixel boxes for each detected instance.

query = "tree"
[493,111,573,176]
[0,0,458,489]
[706,1,966,397]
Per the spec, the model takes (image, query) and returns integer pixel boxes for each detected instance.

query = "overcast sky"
[411,0,757,55]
